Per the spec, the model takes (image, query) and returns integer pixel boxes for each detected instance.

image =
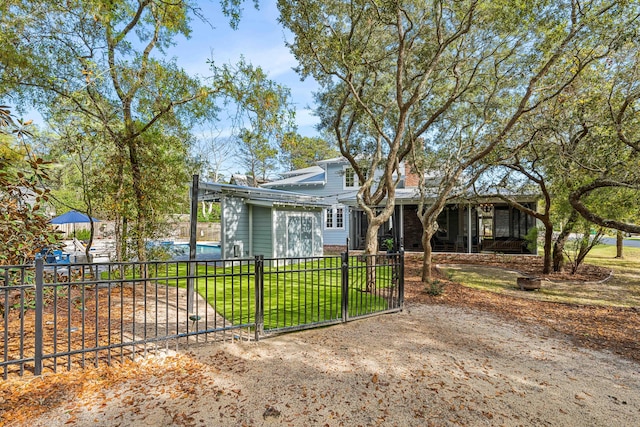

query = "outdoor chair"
[40,247,69,264]
[53,250,70,264]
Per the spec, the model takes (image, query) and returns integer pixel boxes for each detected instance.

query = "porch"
[348,201,537,254]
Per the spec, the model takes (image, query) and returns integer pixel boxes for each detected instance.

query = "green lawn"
[440,244,640,307]
[581,244,640,273]
[113,257,396,330]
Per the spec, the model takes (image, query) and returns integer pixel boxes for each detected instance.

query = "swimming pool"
[155,242,222,261]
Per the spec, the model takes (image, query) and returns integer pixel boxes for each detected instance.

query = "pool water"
[156,242,221,261]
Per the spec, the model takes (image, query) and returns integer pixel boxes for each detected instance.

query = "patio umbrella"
[49,210,101,238]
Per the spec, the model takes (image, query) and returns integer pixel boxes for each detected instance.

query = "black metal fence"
[0,252,403,378]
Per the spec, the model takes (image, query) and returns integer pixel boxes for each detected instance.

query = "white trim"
[220,195,226,259]
[325,204,345,230]
[342,166,358,190]
[272,207,278,258]
[248,204,253,257]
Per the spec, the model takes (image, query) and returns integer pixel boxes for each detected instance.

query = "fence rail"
[0,252,403,378]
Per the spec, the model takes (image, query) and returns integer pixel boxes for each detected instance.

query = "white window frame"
[325,205,345,230]
[343,166,357,189]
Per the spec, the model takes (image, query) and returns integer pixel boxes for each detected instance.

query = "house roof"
[338,187,539,206]
[315,156,348,165]
[229,174,270,186]
[280,165,324,177]
[198,182,329,209]
[261,167,325,188]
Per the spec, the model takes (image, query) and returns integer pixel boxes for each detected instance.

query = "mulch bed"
[404,253,640,364]
[432,253,610,282]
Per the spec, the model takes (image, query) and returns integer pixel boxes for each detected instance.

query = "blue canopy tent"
[49,210,101,238]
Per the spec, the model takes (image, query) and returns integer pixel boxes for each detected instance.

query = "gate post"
[187,174,199,314]
[254,255,264,341]
[34,258,44,376]
[341,252,349,323]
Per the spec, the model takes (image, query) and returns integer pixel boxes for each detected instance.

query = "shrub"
[425,280,444,296]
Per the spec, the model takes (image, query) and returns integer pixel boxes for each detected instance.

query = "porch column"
[467,202,472,254]
[399,204,404,250]
[248,204,253,257]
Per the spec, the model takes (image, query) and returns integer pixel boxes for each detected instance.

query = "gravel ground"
[21,303,640,427]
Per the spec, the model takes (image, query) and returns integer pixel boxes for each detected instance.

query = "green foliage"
[198,202,220,222]
[383,237,395,252]
[280,132,338,170]
[0,108,60,265]
[145,243,179,262]
[524,227,539,254]
[2,0,252,261]
[563,223,605,274]
[74,229,92,241]
[424,280,444,296]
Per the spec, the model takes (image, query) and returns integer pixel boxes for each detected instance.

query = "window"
[344,167,356,188]
[343,166,369,189]
[336,207,344,228]
[494,207,510,237]
[325,205,345,229]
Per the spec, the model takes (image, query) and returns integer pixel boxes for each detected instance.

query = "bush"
[425,280,444,296]
[75,229,92,241]
[524,226,539,254]
[0,107,60,265]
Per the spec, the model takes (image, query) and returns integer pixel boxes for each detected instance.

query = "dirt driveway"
[9,303,637,427]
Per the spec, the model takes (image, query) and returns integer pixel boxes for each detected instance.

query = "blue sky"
[166,1,320,138]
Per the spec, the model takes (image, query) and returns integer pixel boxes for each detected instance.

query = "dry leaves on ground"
[1,253,638,427]
[408,254,640,364]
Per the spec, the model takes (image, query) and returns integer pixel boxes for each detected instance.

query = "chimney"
[404,164,421,188]
[404,137,425,188]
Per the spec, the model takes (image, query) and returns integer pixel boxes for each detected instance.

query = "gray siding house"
[263,158,538,254]
[262,157,390,249]
[198,183,326,260]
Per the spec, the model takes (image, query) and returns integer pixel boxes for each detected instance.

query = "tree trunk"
[421,228,435,283]
[127,140,148,262]
[542,224,553,274]
[616,230,624,259]
[85,220,95,262]
[364,220,381,292]
[552,210,578,272]
[112,151,128,262]
[121,216,128,261]
[572,228,603,274]
[552,242,565,272]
